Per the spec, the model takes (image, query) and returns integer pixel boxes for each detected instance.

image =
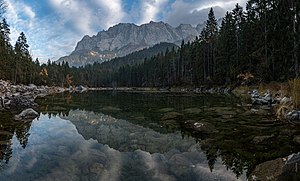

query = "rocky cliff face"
[57,21,204,67]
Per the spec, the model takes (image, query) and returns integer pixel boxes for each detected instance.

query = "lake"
[0,91,299,181]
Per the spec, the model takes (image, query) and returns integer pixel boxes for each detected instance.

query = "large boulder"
[14,108,39,121]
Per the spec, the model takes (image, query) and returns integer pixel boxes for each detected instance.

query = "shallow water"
[0,91,299,180]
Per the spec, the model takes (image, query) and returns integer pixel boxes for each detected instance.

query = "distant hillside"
[56,21,204,67]
[95,42,178,70]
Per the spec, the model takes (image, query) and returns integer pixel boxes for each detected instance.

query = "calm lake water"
[0,91,300,181]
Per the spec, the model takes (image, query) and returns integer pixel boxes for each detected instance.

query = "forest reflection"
[0,91,299,179]
[34,91,300,178]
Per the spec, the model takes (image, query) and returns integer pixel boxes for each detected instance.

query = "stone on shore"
[285,110,300,124]
[0,80,68,110]
[14,108,39,121]
[249,89,274,106]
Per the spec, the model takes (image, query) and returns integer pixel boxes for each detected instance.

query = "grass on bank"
[289,78,300,109]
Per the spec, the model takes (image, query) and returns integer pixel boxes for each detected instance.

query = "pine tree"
[232,4,244,72]
[14,32,31,83]
[204,8,218,80]
[217,12,236,83]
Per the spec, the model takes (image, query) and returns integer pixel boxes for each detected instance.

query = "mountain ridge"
[56,21,205,67]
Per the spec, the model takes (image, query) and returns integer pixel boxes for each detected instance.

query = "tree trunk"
[293,1,299,77]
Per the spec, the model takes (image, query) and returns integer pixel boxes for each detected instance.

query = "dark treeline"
[0,0,299,88]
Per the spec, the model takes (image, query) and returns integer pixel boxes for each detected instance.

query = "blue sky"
[4,0,247,63]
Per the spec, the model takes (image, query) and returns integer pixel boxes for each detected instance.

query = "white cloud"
[3,0,250,63]
[94,0,126,29]
[139,0,169,24]
[164,0,248,26]
[23,5,35,19]
[5,0,36,44]
[48,0,95,34]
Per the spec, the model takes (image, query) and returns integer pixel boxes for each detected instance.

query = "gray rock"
[249,89,260,98]
[75,85,88,92]
[250,90,274,106]
[14,108,39,121]
[56,21,203,67]
[285,110,300,123]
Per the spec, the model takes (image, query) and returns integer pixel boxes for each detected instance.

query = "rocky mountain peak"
[57,21,205,67]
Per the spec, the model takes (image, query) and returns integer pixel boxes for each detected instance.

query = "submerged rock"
[252,135,274,144]
[183,108,202,114]
[14,108,39,121]
[161,112,183,121]
[100,106,122,112]
[293,136,300,145]
[157,108,174,113]
[184,120,215,134]
[250,153,300,181]
[249,158,285,181]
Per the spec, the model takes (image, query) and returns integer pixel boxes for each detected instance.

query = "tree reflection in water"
[34,91,300,179]
[0,111,34,166]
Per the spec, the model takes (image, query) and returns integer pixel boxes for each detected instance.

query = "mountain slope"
[100,42,178,70]
[57,21,204,67]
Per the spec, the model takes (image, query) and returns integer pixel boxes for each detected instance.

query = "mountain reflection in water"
[0,113,241,181]
[0,91,299,180]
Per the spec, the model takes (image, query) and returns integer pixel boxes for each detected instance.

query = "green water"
[0,91,299,181]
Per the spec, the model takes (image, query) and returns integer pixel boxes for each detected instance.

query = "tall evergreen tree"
[14,32,31,83]
[204,8,218,80]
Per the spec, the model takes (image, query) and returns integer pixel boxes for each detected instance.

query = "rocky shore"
[0,80,91,112]
[0,80,69,111]
[249,89,300,124]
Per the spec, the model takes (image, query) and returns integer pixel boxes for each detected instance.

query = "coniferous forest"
[0,0,299,88]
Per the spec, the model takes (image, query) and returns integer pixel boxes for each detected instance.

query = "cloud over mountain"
[4,0,247,63]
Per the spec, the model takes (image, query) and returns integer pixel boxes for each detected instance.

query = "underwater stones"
[252,135,274,144]
[157,108,175,113]
[161,112,183,121]
[0,130,13,136]
[183,108,202,114]
[14,108,39,121]
[250,153,300,181]
[293,136,300,145]
[100,106,122,112]
[184,120,215,134]
[249,158,285,181]
[250,108,272,116]
[160,119,180,129]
